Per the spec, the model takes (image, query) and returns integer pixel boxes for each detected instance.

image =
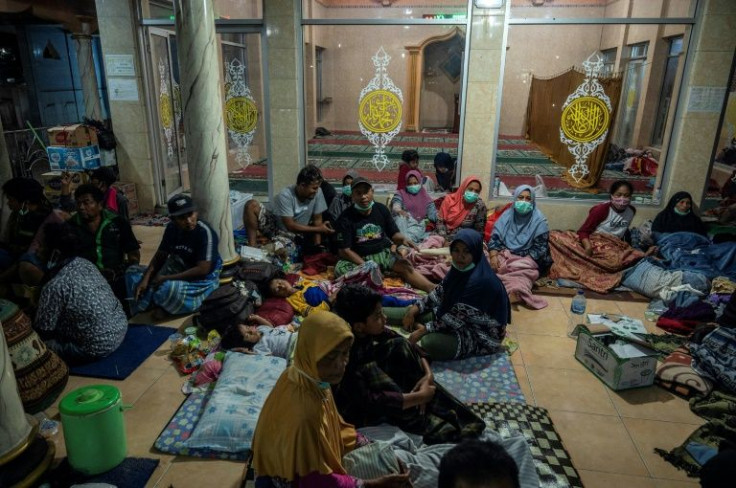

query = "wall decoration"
[559,52,612,183]
[358,46,403,171]
[158,58,174,159]
[224,58,258,168]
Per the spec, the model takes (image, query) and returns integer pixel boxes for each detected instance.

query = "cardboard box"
[100,148,117,167]
[47,124,98,147]
[47,145,101,171]
[41,171,90,205]
[574,326,657,391]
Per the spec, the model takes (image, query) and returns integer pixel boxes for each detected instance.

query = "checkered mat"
[471,402,583,488]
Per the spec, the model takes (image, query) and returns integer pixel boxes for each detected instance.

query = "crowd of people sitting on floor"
[1,147,736,487]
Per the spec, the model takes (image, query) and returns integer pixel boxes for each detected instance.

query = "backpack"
[197,281,260,334]
[236,262,284,294]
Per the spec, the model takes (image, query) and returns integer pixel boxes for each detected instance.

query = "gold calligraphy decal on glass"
[359,90,402,134]
[561,96,610,144]
[159,94,173,129]
[225,97,259,134]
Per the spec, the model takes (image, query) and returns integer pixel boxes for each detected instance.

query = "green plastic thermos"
[59,385,128,475]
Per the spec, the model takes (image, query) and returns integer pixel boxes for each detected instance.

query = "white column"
[175,0,237,264]
[72,23,102,121]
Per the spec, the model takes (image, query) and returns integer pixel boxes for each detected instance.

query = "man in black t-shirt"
[334,177,435,292]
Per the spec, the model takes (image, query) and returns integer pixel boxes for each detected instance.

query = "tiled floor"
[39,225,703,487]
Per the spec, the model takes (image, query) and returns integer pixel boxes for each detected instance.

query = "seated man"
[59,168,129,220]
[332,284,484,444]
[68,184,140,302]
[0,178,53,287]
[334,176,435,292]
[126,194,222,316]
[35,222,127,364]
[243,164,334,250]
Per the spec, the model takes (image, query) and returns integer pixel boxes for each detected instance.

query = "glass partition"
[302,0,468,21]
[509,0,696,20]
[496,19,691,202]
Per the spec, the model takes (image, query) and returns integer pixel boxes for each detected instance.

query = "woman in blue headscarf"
[486,185,551,309]
[402,229,510,360]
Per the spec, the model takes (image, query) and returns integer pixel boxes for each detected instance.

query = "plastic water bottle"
[568,290,587,338]
[493,177,501,197]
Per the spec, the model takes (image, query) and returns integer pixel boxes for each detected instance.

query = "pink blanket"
[405,234,451,282]
[497,251,548,310]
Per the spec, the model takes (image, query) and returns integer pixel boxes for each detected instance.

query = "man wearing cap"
[334,177,436,293]
[126,194,222,317]
[243,164,334,250]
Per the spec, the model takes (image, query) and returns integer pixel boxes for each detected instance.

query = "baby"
[220,314,297,359]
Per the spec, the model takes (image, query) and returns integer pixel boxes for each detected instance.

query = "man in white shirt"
[243,165,335,251]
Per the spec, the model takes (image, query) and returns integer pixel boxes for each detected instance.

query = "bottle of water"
[493,177,501,197]
[568,290,587,338]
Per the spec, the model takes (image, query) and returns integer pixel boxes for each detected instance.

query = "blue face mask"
[317,380,331,389]
[406,184,421,195]
[514,200,533,215]
[452,261,476,272]
[342,185,352,197]
[674,207,690,216]
[463,191,479,204]
[354,201,375,212]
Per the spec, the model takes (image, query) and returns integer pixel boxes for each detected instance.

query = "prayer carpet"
[470,402,584,488]
[432,353,526,404]
[69,324,175,380]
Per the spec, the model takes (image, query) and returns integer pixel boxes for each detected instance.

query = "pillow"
[257,297,294,326]
[185,352,286,452]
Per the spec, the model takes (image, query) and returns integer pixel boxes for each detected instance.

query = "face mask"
[463,191,479,204]
[406,184,421,195]
[18,202,29,216]
[452,261,476,272]
[342,185,352,197]
[316,380,331,390]
[354,201,375,212]
[514,200,533,215]
[611,196,630,210]
[674,207,690,216]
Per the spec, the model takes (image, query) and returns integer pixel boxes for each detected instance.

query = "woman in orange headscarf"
[436,176,487,244]
[252,311,411,488]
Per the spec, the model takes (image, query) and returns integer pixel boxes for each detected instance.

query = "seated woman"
[252,310,411,488]
[332,285,484,444]
[390,170,437,243]
[652,191,708,241]
[434,152,456,192]
[402,229,510,361]
[127,194,222,316]
[34,223,127,364]
[436,176,487,244]
[548,180,644,293]
[327,170,358,223]
[488,185,551,309]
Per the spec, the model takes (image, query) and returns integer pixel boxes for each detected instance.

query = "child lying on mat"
[265,261,419,318]
[219,314,297,359]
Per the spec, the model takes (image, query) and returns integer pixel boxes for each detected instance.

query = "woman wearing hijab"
[487,185,551,309]
[436,175,487,243]
[548,180,644,293]
[402,229,510,360]
[651,191,708,239]
[433,152,456,192]
[390,170,437,244]
[252,310,411,488]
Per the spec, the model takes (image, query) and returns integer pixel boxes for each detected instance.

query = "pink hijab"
[397,170,433,221]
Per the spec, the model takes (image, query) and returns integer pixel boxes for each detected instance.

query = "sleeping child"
[219,314,298,359]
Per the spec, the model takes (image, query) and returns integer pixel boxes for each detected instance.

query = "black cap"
[351,176,372,190]
[167,194,195,216]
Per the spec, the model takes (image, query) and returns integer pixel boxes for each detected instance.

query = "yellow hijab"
[252,310,356,480]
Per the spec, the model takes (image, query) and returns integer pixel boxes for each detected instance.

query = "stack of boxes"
[46,124,103,171]
[113,181,139,217]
